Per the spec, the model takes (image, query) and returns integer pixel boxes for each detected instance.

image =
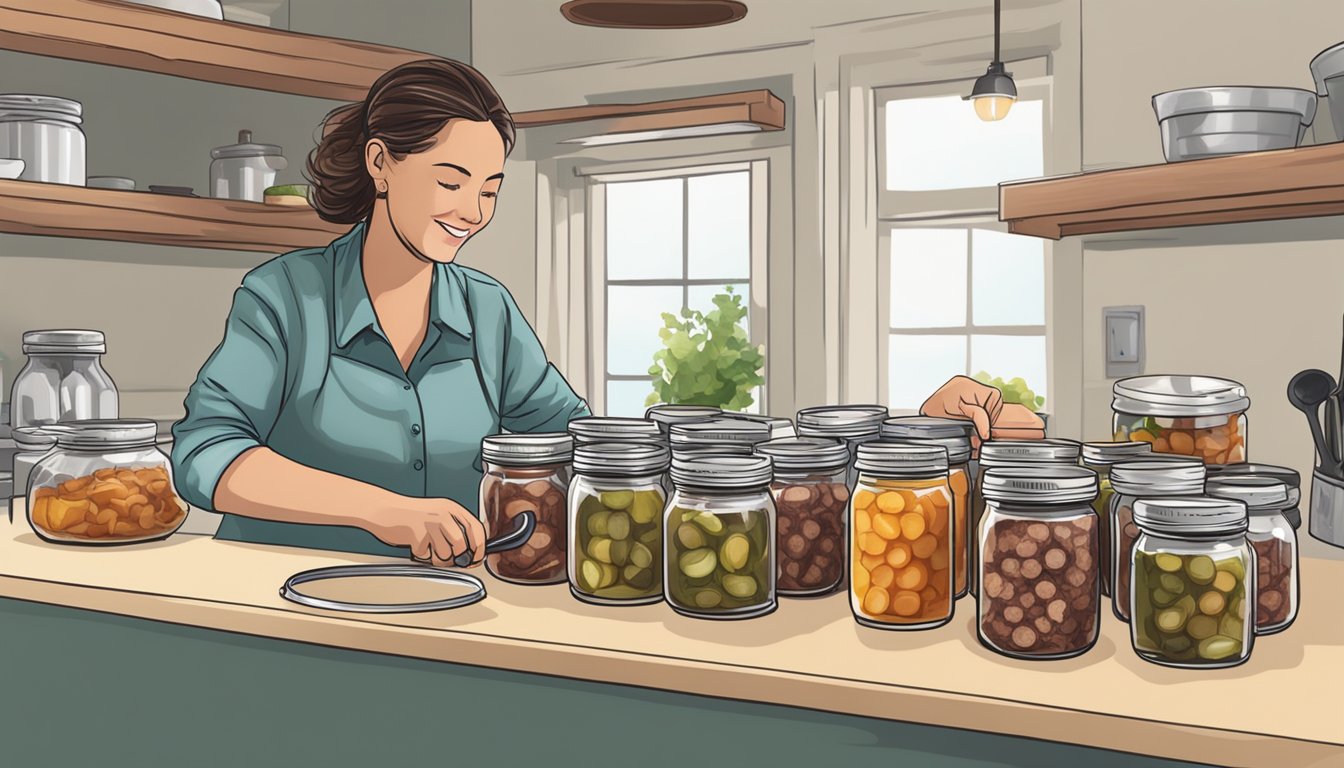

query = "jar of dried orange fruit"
[1112,375,1249,465]
[850,442,954,630]
[27,419,187,545]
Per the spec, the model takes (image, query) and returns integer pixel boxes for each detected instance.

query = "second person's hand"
[367,496,487,569]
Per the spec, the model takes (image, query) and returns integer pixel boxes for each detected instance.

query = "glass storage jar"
[479,433,572,585]
[10,330,118,429]
[1081,441,1153,597]
[11,426,57,511]
[850,442,954,630]
[880,416,976,599]
[1112,375,1249,465]
[754,437,850,596]
[27,419,186,544]
[567,417,664,446]
[1209,463,1302,529]
[796,405,888,487]
[0,95,86,185]
[568,442,669,605]
[977,466,1101,660]
[669,418,770,458]
[971,439,1081,595]
[665,454,777,619]
[645,404,720,435]
[1109,457,1206,621]
[1130,497,1254,668]
[1206,476,1298,634]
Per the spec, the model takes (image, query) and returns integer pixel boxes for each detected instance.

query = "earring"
[376,181,387,194]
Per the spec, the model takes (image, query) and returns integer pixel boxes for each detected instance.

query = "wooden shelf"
[0,179,346,253]
[518,89,785,133]
[999,142,1344,239]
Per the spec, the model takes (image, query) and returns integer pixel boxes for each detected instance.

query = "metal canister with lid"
[209,129,287,202]
[0,95,85,184]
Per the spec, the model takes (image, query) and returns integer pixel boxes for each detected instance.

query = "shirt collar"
[332,221,473,349]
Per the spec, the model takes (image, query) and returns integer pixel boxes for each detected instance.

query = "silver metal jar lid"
[1133,497,1249,536]
[1081,441,1153,465]
[670,418,769,446]
[12,426,58,451]
[0,94,83,123]
[981,465,1099,505]
[718,413,797,440]
[567,417,663,444]
[46,419,158,449]
[978,439,1081,467]
[879,417,973,464]
[480,433,572,466]
[572,442,669,476]
[644,404,721,429]
[1112,375,1250,418]
[670,454,772,490]
[22,329,106,354]
[1205,476,1290,515]
[1110,458,1206,496]
[754,437,851,471]
[854,442,947,477]
[1207,463,1300,507]
[795,405,887,439]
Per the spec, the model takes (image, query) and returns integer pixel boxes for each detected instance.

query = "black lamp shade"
[966,62,1018,100]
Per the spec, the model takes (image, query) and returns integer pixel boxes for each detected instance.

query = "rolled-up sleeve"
[171,284,287,511]
[497,290,591,433]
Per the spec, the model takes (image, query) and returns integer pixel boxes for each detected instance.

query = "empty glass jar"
[1081,441,1153,597]
[1207,476,1298,634]
[479,433,572,585]
[568,442,670,605]
[1109,457,1206,621]
[10,330,118,429]
[755,437,850,596]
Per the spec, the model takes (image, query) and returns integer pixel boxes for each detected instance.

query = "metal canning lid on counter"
[1206,476,1299,634]
[850,442,954,630]
[11,330,118,430]
[567,442,670,605]
[478,433,573,585]
[1130,497,1254,669]
[754,437,850,596]
[796,405,889,486]
[1108,457,1206,622]
[1111,375,1249,465]
[27,420,187,545]
[665,454,776,619]
[11,426,58,504]
[668,418,771,458]
[977,466,1100,660]
[970,439,1081,596]
[1208,463,1302,528]
[1081,441,1154,597]
[566,417,664,445]
[644,404,721,433]
[880,417,975,598]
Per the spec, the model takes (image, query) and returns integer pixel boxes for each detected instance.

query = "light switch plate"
[1104,305,1144,378]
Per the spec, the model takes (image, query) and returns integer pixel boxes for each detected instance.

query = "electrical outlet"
[1104,306,1144,378]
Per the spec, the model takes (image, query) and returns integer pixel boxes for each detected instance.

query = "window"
[593,166,764,417]
[878,83,1050,412]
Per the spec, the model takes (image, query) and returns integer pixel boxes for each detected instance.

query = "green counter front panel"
[0,598,1207,767]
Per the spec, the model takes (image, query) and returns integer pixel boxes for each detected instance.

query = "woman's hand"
[368,497,488,568]
[989,403,1047,440]
[920,375,1005,445]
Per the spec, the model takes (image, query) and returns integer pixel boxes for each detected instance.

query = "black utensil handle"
[448,510,536,568]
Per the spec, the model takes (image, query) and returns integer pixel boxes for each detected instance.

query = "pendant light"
[965,0,1017,121]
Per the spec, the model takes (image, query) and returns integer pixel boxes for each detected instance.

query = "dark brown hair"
[306,58,515,224]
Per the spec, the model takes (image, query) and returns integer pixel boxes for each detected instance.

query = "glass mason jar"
[1206,476,1299,634]
[796,405,888,488]
[10,330,118,429]
[1112,375,1249,465]
[1130,497,1255,668]
[1081,441,1153,597]
[880,416,976,599]
[568,442,669,605]
[645,404,720,436]
[850,442,954,630]
[479,433,572,585]
[27,420,186,545]
[11,426,58,508]
[567,416,664,447]
[665,454,777,619]
[971,439,1081,595]
[754,437,850,596]
[977,466,1101,660]
[1109,457,1206,621]
[1208,463,1302,530]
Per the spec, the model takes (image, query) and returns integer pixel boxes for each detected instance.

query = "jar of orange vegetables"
[1112,375,1249,465]
[850,442,953,630]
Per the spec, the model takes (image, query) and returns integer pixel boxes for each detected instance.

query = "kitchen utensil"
[279,511,536,613]
[148,185,197,196]
[87,176,135,190]
[1310,470,1344,549]
[1152,87,1317,162]
[0,158,24,179]
[122,0,224,19]
[1287,369,1336,470]
[210,130,287,202]
[0,95,85,185]
[1310,41,1344,144]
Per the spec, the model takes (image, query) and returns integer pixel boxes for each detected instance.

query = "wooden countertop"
[0,516,1340,767]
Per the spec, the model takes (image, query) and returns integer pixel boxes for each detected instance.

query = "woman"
[172,59,590,567]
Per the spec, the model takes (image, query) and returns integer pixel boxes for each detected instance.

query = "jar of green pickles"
[1081,441,1153,597]
[1108,458,1205,622]
[665,455,777,619]
[1130,497,1254,668]
[568,442,670,605]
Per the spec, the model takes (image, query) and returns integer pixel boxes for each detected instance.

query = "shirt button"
[403,384,412,391]
[413,460,424,471]
[411,424,422,435]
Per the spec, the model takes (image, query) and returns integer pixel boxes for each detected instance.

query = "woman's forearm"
[212,446,403,531]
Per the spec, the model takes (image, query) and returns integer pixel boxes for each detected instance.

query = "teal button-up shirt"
[170,222,590,557]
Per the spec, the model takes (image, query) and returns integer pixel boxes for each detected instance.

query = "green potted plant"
[972,371,1049,431]
[644,286,765,412]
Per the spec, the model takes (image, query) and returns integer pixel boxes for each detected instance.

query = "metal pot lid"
[1112,375,1250,418]
[1133,496,1248,537]
[1310,41,1344,94]
[22,329,107,354]
[978,439,1081,467]
[1152,87,1317,125]
[480,433,572,465]
[0,94,83,122]
[1081,441,1153,465]
[211,129,283,159]
[754,437,850,470]
[981,465,1098,505]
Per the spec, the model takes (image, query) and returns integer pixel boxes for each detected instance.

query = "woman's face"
[370,118,506,264]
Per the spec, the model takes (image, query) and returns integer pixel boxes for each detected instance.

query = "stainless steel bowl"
[1152,86,1317,162]
[1310,41,1344,143]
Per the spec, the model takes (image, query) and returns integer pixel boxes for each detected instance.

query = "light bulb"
[973,94,1015,122]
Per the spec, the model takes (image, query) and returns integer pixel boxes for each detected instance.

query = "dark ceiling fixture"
[560,0,748,29]
[965,0,1017,121]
